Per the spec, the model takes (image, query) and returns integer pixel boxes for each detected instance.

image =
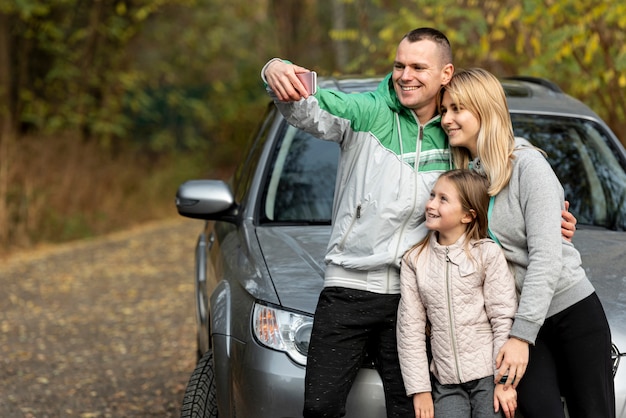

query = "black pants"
[303,287,414,418]
[517,292,615,418]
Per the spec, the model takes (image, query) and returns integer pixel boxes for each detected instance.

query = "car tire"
[180,350,218,418]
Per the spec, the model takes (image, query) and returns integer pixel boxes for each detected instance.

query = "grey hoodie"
[488,139,595,344]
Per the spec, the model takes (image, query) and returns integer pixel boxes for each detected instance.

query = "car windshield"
[512,114,626,230]
[260,115,626,230]
[260,124,339,224]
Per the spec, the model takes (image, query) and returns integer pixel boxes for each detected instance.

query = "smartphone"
[296,71,317,95]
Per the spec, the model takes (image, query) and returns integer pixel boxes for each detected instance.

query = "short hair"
[402,27,453,65]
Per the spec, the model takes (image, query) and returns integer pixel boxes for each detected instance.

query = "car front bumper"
[214,335,387,418]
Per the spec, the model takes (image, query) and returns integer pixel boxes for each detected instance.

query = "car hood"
[256,226,330,314]
[574,227,626,353]
[255,225,626,351]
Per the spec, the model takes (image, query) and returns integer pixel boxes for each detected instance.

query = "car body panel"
[256,226,328,313]
[206,237,386,417]
[573,225,626,410]
[220,333,386,418]
[615,361,626,418]
[574,228,626,349]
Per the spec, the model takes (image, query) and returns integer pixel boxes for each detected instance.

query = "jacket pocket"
[337,202,362,251]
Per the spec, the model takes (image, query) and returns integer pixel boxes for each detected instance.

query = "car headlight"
[252,303,313,366]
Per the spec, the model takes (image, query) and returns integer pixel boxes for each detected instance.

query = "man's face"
[392,39,453,116]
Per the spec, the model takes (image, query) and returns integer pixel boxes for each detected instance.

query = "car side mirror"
[175,180,238,221]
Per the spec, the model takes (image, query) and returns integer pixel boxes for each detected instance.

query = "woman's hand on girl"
[495,337,529,389]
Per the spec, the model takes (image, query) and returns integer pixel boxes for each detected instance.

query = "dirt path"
[0,218,204,417]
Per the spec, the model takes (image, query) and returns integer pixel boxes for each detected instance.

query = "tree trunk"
[269,0,304,59]
[0,12,16,247]
[331,0,349,71]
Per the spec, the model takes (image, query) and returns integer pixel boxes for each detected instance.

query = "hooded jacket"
[265,71,451,294]
[397,234,517,394]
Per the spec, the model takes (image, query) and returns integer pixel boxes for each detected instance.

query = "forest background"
[0,0,625,252]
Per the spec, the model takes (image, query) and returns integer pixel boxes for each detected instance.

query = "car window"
[512,114,626,230]
[233,104,278,202]
[257,113,626,230]
[260,124,339,224]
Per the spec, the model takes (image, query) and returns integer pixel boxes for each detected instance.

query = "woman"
[439,68,615,418]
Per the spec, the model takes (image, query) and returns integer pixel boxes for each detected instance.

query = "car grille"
[612,343,621,377]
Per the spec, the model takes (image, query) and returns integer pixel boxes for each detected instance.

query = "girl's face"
[425,176,473,245]
[440,91,480,158]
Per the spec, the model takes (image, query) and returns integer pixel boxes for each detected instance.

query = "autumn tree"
[1,0,625,250]
[359,0,626,145]
[0,10,13,244]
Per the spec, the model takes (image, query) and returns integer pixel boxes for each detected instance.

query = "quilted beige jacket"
[397,233,517,395]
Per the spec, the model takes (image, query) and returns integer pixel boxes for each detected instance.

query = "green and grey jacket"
[266,72,451,294]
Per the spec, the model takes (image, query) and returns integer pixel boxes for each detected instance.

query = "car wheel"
[180,350,218,418]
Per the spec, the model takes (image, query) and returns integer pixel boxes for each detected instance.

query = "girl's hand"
[495,337,529,389]
[494,384,517,418]
[412,392,434,418]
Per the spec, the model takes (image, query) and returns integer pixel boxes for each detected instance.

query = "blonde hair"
[443,68,515,196]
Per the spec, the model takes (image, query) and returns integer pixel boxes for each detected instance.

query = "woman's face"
[440,91,480,158]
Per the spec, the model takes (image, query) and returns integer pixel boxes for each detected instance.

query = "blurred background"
[0,0,624,253]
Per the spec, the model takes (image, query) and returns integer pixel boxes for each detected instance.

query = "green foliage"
[8,0,623,152]
[122,0,272,160]
[351,0,625,143]
[2,0,626,251]
[0,0,281,250]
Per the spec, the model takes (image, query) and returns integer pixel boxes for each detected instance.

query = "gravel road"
[0,218,204,417]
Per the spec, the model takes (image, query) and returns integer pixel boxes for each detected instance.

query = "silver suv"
[176,76,626,418]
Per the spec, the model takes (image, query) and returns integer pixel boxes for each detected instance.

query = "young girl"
[441,68,615,418]
[397,169,518,418]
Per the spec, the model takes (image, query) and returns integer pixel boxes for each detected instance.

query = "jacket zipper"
[338,203,361,251]
[390,123,424,292]
[445,247,463,383]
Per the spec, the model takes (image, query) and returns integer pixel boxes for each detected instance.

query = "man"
[262,28,576,418]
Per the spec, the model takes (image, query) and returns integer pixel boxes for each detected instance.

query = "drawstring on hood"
[396,112,403,200]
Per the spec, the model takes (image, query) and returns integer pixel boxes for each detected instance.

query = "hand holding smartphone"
[296,71,317,96]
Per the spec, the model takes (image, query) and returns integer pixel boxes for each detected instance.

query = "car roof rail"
[504,76,563,93]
